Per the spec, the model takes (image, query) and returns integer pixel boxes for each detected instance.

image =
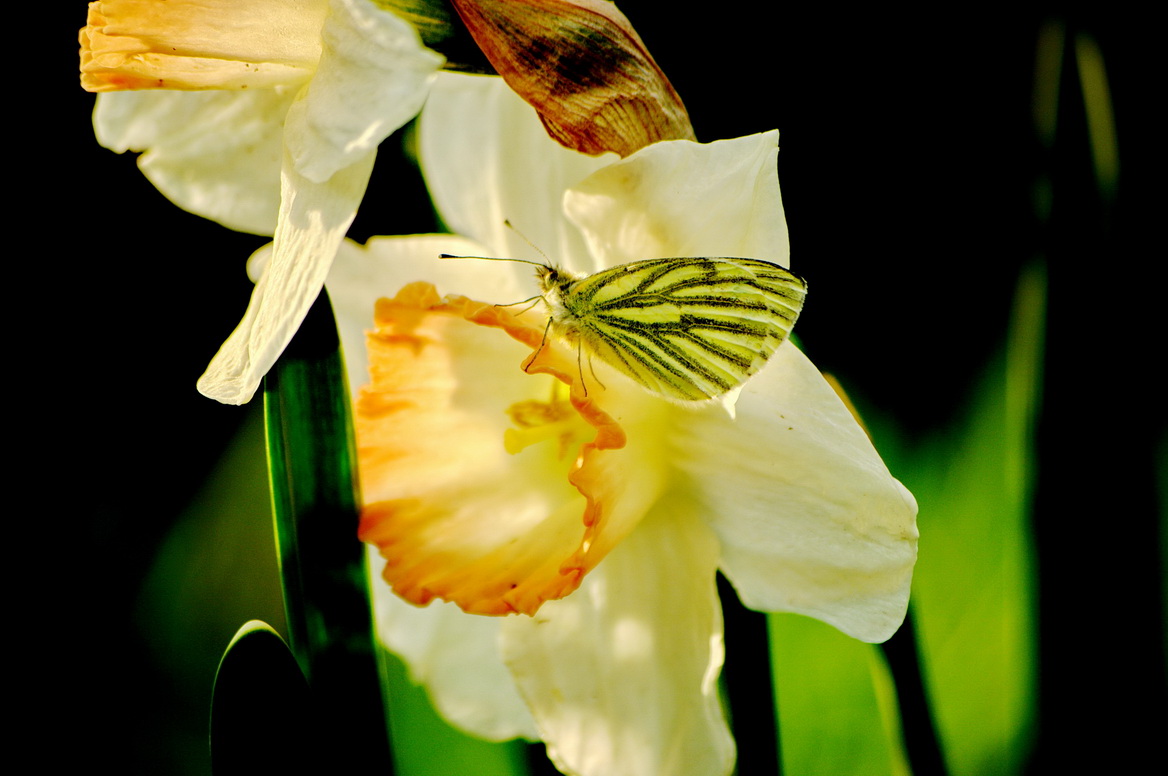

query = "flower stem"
[265,289,393,771]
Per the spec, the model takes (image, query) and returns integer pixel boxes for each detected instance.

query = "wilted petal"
[502,505,733,776]
[450,0,693,156]
[196,151,375,404]
[370,550,539,740]
[93,89,289,234]
[284,0,444,183]
[672,343,919,643]
[80,0,328,91]
[565,130,790,267]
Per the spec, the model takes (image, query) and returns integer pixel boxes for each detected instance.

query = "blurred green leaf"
[211,621,312,774]
[773,262,1043,775]
[769,613,908,776]
[881,263,1043,774]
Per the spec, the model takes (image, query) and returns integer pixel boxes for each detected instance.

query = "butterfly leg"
[523,318,555,374]
[586,353,607,392]
[576,341,588,397]
[495,294,544,312]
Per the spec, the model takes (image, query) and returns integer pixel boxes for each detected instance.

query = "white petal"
[501,504,734,776]
[369,549,539,741]
[672,343,919,643]
[325,233,529,399]
[93,90,290,234]
[196,149,374,404]
[564,131,790,268]
[284,0,443,183]
[419,73,612,270]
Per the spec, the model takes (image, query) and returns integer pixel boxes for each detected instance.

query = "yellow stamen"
[504,382,589,459]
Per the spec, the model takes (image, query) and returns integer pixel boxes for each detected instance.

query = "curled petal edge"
[358,283,641,616]
[196,150,373,405]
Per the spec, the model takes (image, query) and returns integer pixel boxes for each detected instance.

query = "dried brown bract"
[450,0,695,156]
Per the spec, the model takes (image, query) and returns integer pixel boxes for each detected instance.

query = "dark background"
[36,3,1162,772]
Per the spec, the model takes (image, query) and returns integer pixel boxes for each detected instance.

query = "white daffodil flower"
[81,0,444,404]
[316,73,918,776]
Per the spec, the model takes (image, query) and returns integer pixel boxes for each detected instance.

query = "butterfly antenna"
[503,219,553,265]
[439,253,545,267]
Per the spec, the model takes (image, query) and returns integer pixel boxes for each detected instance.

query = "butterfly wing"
[558,257,807,401]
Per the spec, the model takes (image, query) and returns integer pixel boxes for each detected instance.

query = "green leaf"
[913,270,1040,774]
[771,262,1044,775]
[210,621,311,774]
[264,290,393,771]
[769,613,908,776]
[880,262,1044,774]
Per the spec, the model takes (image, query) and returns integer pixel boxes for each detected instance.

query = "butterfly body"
[534,257,806,402]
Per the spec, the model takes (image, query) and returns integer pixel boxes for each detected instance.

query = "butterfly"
[441,254,807,402]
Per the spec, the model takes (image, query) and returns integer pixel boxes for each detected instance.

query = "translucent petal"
[196,149,375,404]
[93,90,290,234]
[418,73,612,271]
[284,0,443,183]
[501,505,734,776]
[369,549,538,741]
[671,343,919,643]
[564,130,790,268]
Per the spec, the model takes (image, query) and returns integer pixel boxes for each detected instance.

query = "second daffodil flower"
[321,73,919,776]
[80,0,444,404]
